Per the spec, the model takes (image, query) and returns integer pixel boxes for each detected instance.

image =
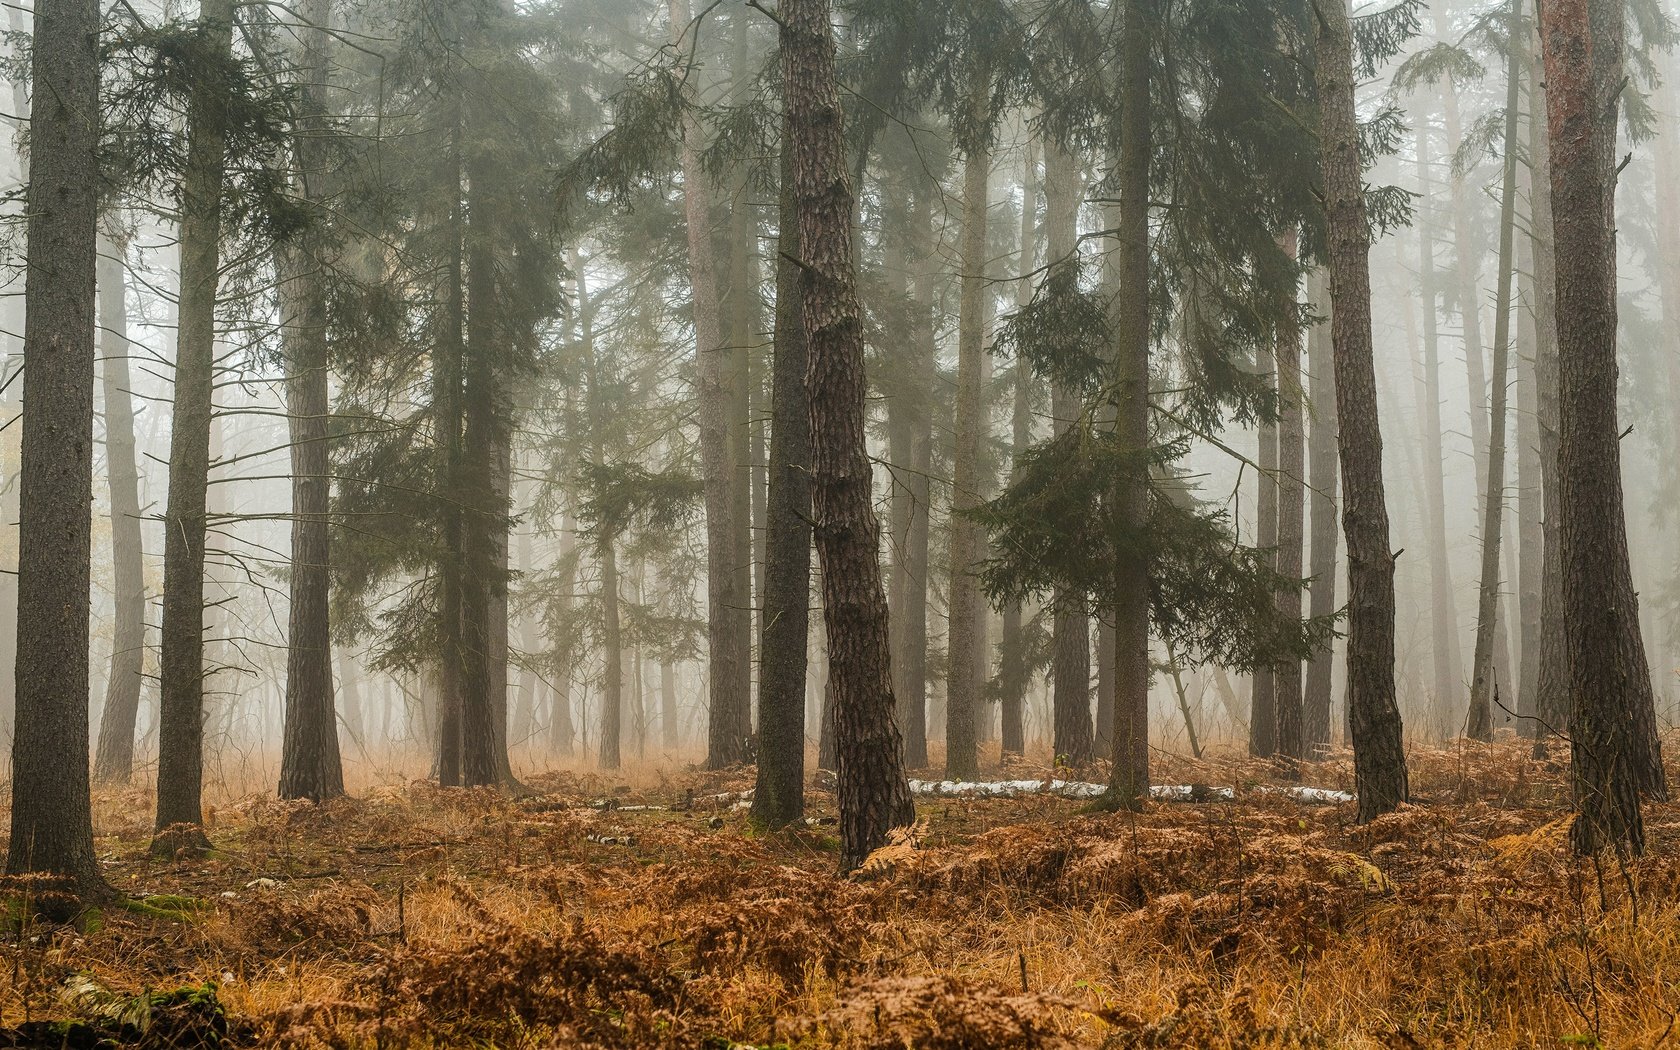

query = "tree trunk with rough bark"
[278,0,345,802]
[1542,0,1656,854]
[781,0,914,869]
[8,0,105,895]
[999,132,1038,759]
[751,123,812,829]
[1314,0,1408,822]
[155,0,235,854]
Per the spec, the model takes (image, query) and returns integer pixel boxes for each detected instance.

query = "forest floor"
[0,739,1677,1047]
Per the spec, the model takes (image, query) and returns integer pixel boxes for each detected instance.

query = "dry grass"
[0,737,1675,1047]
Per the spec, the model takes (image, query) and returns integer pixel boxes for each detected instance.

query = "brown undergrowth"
[0,738,1676,1047]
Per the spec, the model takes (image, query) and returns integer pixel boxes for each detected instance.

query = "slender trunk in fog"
[887,178,936,769]
[1043,138,1094,767]
[1251,328,1279,757]
[999,132,1039,759]
[549,511,577,755]
[1314,0,1408,821]
[1411,125,1465,722]
[94,232,147,785]
[751,123,812,829]
[1467,3,1523,743]
[1304,269,1338,751]
[575,255,624,771]
[944,68,991,781]
[155,0,235,852]
[1274,230,1305,763]
[278,0,345,802]
[1100,0,1152,809]
[669,0,750,770]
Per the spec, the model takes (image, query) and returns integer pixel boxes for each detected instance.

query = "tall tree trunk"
[8,0,104,893]
[1541,0,1657,855]
[944,70,991,781]
[459,132,512,789]
[1529,27,1567,755]
[93,231,147,785]
[888,180,937,769]
[549,512,577,755]
[725,13,757,746]
[278,0,345,801]
[661,661,678,750]
[1102,0,1153,809]
[1466,0,1524,744]
[1304,267,1338,751]
[781,0,913,869]
[1515,70,1544,736]
[1411,125,1466,722]
[433,92,469,787]
[669,0,749,770]
[1251,332,1279,757]
[750,123,812,829]
[999,132,1038,759]
[1043,137,1094,766]
[1274,229,1305,763]
[1314,0,1408,822]
[155,0,235,852]
[574,253,624,771]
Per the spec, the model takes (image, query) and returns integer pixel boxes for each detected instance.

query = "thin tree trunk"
[1102,0,1153,809]
[8,0,104,894]
[1043,137,1094,767]
[575,254,624,771]
[1314,0,1408,822]
[549,511,577,755]
[278,0,345,801]
[781,0,914,869]
[1410,124,1466,722]
[750,121,812,829]
[1274,229,1305,763]
[725,12,757,744]
[1542,0,1656,854]
[944,69,991,781]
[93,232,146,785]
[155,0,235,852]
[1251,330,1279,757]
[1466,0,1524,744]
[669,0,749,770]
[1304,267,1338,752]
[1515,69,1544,735]
[999,131,1038,759]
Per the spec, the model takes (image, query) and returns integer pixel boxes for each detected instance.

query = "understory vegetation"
[3,740,1677,1048]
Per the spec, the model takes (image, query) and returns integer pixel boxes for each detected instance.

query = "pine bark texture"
[278,0,345,802]
[1313,0,1408,822]
[944,76,991,781]
[1541,0,1653,854]
[8,0,104,892]
[781,0,914,870]
[155,0,236,849]
[751,126,812,829]
[1103,0,1152,808]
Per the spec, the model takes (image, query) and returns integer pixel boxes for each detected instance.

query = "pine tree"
[8,0,105,898]
[781,0,914,870]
